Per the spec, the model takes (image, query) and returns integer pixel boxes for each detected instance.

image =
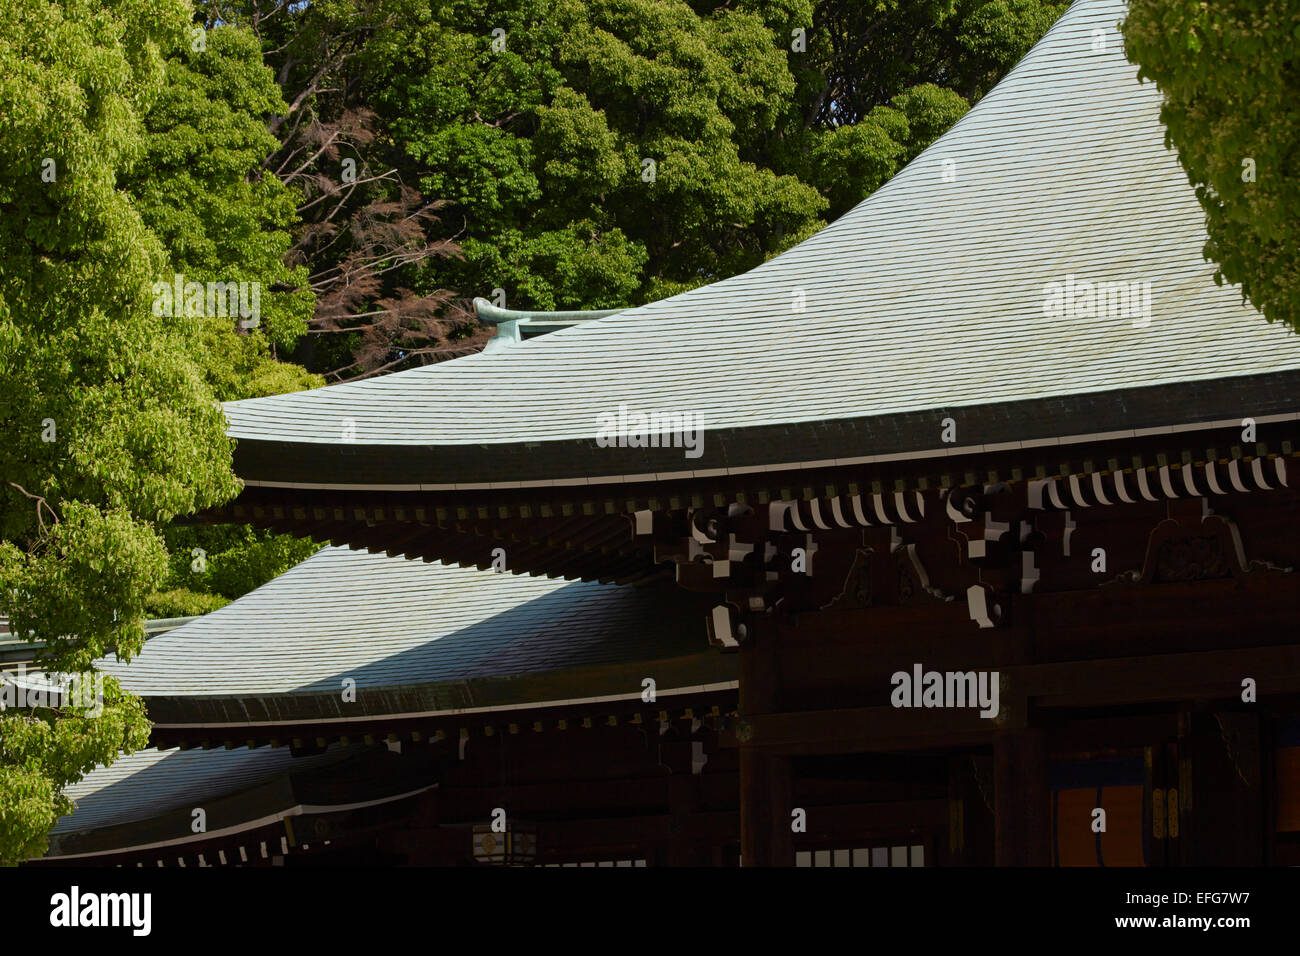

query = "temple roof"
[222,0,1300,492]
[42,548,733,859]
[95,545,733,728]
[41,743,429,861]
[50,744,355,836]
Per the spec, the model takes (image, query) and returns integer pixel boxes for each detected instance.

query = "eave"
[213,416,1300,580]
[226,370,1300,491]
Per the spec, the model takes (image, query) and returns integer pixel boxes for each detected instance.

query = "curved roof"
[50,744,356,836]
[96,545,731,726]
[49,549,732,857]
[223,0,1300,491]
[41,743,435,860]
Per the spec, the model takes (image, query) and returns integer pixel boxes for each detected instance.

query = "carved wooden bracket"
[1106,515,1293,587]
[635,467,1295,645]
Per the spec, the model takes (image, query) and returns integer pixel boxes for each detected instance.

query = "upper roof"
[223,0,1298,492]
[95,545,732,727]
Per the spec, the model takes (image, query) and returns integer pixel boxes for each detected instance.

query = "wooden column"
[1181,710,1264,865]
[947,754,995,865]
[738,618,792,866]
[665,774,698,866]
[994,727,1049,865]
[739,749,792,866]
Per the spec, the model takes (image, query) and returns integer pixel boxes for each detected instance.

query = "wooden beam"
[1021,644,1300,708]
[744,705,993,755]
[737,643,1300,755]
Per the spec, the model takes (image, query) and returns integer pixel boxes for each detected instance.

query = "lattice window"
[541,859,647,867]
[795,845,924,867]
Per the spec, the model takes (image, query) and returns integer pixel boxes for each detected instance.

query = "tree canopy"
[1124,0,1300,335]
[0,1,316,863]
[201,0,1066,374]
[364,0,1066,311]
[0,0,235,863]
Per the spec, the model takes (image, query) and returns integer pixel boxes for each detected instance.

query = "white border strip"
[150,681,740,730]
[42,784,436,861]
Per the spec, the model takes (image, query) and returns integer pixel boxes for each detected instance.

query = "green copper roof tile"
[221,0,1300,492]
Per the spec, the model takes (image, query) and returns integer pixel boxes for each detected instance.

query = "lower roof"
[96,545,733,727]
[41,743,429,860]
[50,744,355,836]
[48,546,737,858]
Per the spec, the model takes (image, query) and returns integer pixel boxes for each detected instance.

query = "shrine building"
[33,0,1300,867]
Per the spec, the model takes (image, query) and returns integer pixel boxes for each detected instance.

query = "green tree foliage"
[129,24,317,369]
[197,0,483,380]
[129,21,324,617]
[149,524,320,617]
[372,0,825,306]
[0,0,240,863]
[0,1,322,862]
[365,0,1066,309]
[777,0,1067,119]
[201,0,1063,369]
[1124,0,1300,334]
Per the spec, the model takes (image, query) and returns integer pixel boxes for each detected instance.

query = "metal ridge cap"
[472,296,625,326]
[1,615,200,651]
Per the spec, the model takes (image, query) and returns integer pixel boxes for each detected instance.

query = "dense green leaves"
[0,676,149,861]
[373,0,824,303]
[0,0,317,864]
[148,524,319,617]
[129,25,315,355]
[359,0,1064,310]
[0,0,229,864]
[1124,0,1300,334]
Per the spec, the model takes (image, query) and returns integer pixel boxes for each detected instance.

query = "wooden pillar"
[1181,710,1264,865]
[738,618,792,866]
[739,749,792,866]
[665,774,698,866]
[947,754,995,865]
[994,728,1049,865]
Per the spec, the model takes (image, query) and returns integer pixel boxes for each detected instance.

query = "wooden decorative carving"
[821,548,873,611]
[1152,525,1235,582]
[1110,515,1292,587]
[895,543,950,606]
